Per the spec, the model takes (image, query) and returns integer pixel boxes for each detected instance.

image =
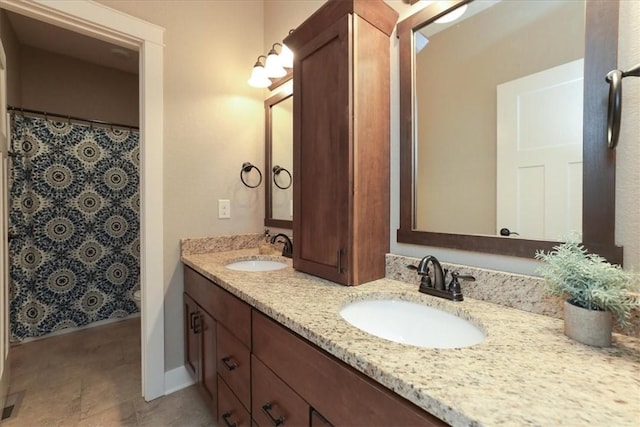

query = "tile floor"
[2,318,215,427]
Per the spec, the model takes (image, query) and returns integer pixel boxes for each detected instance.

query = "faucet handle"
[406,264,418,271]
[448,272,475,302]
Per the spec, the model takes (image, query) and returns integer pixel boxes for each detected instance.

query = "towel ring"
[605,63,640,149]
[240,162,262,188]
[272,165,292,190]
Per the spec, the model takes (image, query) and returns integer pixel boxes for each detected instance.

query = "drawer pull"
[262,402,284,426]
[221,356,237,371]
[189,311,197,330]
[193,312,202,334]
[222,412,238,427]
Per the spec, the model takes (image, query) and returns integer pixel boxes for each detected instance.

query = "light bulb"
[248,56,271,88]
[264,46,287,78]
[435,4,467,24]
[279,43,294,68]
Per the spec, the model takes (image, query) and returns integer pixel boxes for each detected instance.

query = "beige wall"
[19,46,138,126]
[0,10,22,106]
[615,0,640,270]
[97,0,265,372]
[415,1,584,235]
[264,0,323,54]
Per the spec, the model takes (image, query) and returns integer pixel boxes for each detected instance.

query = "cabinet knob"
[262,402,285,426]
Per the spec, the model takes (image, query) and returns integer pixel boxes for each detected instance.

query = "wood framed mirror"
[397,0,623,264]
[264,83,293,229]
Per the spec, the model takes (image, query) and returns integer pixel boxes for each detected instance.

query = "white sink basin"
[340,299,485,349]
[225,260,287,272]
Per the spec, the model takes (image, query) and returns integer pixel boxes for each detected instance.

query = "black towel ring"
[272,165,292,190]
[240,162,263,188]
[605,63,640,149]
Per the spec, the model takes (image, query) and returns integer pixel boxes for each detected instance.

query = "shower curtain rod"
[7,105,139,130]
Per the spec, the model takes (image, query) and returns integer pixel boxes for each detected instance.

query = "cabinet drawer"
[218,376,251,427]
[184,266,251,346]
[252,355,309,427]
[217,323,251,410]
[252,311,446,426]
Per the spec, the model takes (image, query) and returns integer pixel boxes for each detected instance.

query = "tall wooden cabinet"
[286,0,398,285]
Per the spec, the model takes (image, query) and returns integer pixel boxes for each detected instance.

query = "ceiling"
[6,10,139,74]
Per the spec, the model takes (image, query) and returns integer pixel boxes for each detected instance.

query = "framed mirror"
[397,0,623,264]
[264,85,294,229]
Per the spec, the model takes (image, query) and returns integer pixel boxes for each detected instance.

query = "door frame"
[0,36,8,413]
[0,0,165,400]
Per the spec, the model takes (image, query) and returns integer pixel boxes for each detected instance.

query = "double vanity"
[181,242,640,427]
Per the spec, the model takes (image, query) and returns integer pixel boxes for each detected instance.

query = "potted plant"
[535,240,639,347]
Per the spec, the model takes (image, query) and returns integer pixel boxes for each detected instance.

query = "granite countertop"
[181,248,640,427]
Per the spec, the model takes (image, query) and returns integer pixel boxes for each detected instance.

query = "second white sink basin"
[225,260,287,272]
[340,299,485,349]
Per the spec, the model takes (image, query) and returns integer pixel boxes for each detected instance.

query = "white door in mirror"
[497,59,583,241]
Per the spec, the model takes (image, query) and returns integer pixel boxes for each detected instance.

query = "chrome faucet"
[408,255,475,301]
[270,233,293,258]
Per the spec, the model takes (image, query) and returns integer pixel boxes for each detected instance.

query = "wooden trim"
[396,0,623,265]
[268,69,293,91]
[582,0,619,248]
[284,0,397,50]
[264,88,293,230]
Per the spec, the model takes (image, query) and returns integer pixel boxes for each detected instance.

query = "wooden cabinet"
[218,376,252,427]
[183,292,217,412]
[184,265,444,426]
[183,293,200,380]
[217,323,251,409]
[252,355,309,427]
[252,311,446,427]
[285,0,398,285]
[184,266,251,419]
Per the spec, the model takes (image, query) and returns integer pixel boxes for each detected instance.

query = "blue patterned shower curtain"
[8,114,140,342]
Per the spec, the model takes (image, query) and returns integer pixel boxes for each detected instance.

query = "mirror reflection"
[414,0,585,242]
[265,86,293,228]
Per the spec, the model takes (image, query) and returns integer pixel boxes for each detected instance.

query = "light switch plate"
[218,199,230,219]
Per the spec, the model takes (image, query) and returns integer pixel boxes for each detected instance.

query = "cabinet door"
[183,293,201,381]
[252,355,309,427]
[293,16,351,285]
[201,309,218,414]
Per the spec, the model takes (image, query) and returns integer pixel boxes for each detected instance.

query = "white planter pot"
[563,300,612,347]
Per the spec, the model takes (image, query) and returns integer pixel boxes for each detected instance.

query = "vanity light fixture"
[248,55,271,88]
[279,43,294,69]
[435,4,467,24]
[265,43,287,78]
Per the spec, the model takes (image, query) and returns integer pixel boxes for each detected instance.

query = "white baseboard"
[164,365,195,395]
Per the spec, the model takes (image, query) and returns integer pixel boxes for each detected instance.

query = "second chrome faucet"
[408,255,475,301]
